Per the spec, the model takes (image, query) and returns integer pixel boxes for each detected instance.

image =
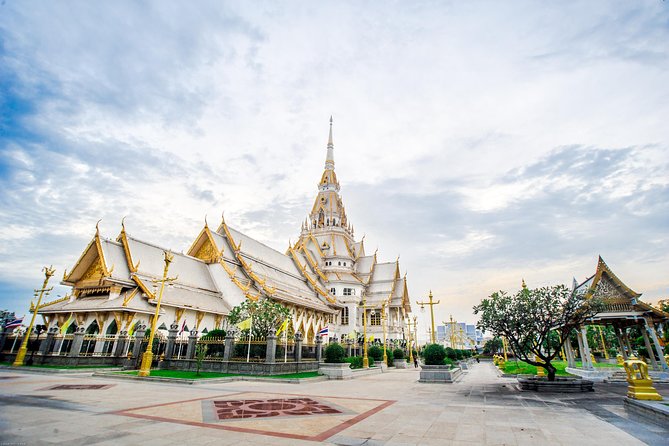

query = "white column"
[615,327,628,359]
[645,318,669,372]
[641,324,659,370]
[580,327,594,370]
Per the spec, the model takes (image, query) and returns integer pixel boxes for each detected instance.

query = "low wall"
[624,397,669,427]
[161,358,319,375]
[518,376,594,392]
[1,352,123,367]
[419,365,462,383]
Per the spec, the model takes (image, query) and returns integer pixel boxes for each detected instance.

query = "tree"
[226,298,290,338]
[483,337,503,355]
[474,284,604,381]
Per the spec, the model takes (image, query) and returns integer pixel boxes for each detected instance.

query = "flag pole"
[246,316,253,363]
[284,328,288,363]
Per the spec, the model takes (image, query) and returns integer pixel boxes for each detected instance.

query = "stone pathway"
[0,363,667,445]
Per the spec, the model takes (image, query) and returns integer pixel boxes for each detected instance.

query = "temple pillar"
[40,327,58,356]
[316,336,323,362]
[131,325,147,360]
[294,331,303,362]
[69,327,86,357]
[622,329,634,357]
[645,318,669,372]
[0,327,7,353]
[114,331,129,357]
[164,323,179,360]
[223,333,234,361]
[186,330,198,360]
[265,329,277,363]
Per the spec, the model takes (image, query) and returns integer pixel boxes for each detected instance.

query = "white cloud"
[1,1,668,331]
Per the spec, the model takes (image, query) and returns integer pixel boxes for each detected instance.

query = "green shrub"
[324,343,346,363]
[393,348,404,360]
[386,348,394,365]
[637,346,648,359]
[423,344,447,365]
[345,356,363,369]
[455,349,464,360]
[368,345,383,361]
[665,344,669,355]
[443,357,455,368]
[444,347,457,360]
[368,357,375,367]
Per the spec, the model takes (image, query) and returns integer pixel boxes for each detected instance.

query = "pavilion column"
[614,327,628,359]
[645,318,669,372]
[621,330,634,357]
[564,337,576,368]
[640,323,659,370]
[580,327,594,370]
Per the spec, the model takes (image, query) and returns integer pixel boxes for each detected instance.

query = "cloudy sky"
[1,1,668,339]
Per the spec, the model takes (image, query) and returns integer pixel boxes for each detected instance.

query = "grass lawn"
[501,359,621,376]
[119,369,320,380]
[502,360,574,376]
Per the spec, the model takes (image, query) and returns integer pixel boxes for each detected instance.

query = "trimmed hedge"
[324,343,346,363]
[393,348,404,360]
[423,344,447,365]
[368,345,383,361]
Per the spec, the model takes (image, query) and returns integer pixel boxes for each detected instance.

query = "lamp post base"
[138,351,154,377]
[363,356,369,368]
[12,346,28,366]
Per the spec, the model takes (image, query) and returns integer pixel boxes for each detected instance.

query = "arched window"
[341,307,349,325]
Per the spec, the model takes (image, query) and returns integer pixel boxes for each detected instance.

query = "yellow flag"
[128,323,136,337]
[368,335,375,342]
[236,317,252,331]
[60,313,73,335]
[276,319,289,336]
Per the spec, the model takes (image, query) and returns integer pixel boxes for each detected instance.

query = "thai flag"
[5,317,23,330]
[318,327,329,336]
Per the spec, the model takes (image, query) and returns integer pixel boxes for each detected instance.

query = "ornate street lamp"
[359,294,373,368]
[13,266,55,366]
[138,251,177,377]
[416,290,440,344]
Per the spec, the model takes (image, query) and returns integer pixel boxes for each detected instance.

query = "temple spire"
[325,116,335,170]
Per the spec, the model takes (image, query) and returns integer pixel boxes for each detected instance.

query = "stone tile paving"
[0,363,667,445]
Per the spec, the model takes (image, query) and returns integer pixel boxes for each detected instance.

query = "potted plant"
[319,343,352,379]
[419,344,462,383]
[393,348,408,368]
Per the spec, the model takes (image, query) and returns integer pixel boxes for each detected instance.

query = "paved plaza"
[1,363,667,445]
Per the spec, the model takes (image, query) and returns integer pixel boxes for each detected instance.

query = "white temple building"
[36,120,412,345]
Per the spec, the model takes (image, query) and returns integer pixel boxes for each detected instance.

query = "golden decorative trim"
[174,308,185,323]
[122,288,139,307]
[39,295,69,308]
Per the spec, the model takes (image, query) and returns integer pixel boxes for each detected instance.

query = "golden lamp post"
[413,316,418,351]
[138,251,177,377]
[381,300,388,364]
[13,266,55,366]
[359,294,372,368]
[416,290,440,345]
[406,316,415,364]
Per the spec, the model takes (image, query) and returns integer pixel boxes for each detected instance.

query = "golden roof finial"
[95,219,102,235]
[204,214,208,228]
[121,216,127,232]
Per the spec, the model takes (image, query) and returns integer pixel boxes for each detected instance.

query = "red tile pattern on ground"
[212,397,342,420]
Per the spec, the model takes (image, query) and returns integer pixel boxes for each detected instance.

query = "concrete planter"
[319,362,353,380]
[393,359,408,369]
[419,364,462,383]
[565,367,615,383]
[458,360,469,370]
[517,376,594,392]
